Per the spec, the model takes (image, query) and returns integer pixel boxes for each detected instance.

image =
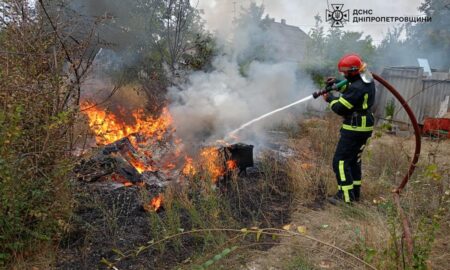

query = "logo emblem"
[326,4,349,27]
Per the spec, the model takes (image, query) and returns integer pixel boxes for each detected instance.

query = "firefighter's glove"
[323,92,335,103]
[325,77,336,87]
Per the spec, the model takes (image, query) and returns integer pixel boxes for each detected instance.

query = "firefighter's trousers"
[332,130,372,202]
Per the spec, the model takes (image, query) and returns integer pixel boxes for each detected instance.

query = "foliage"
[284,254,317,270]
[192,246,238,270]
[373,0,450,70]
[92,153,294,269]
[64,0,217,113]
[307,0,450,72]
[305,14,376,77]
[69,0,214,84]
[232,2,270,76]
[183,33,217,71]
[385,99,395,118]
[375,26,411,69]
[146,178,238,256]
[0,0,97,266]
[407,0,450,70]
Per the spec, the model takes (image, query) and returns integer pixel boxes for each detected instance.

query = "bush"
[0,4,91,266]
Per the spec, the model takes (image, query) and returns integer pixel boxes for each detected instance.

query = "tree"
[60,0,214,113]
[375,26,412,69]
[407,0,450,70]
[233,2,268,66]
[304,15,376,79]
[307,14,325,62]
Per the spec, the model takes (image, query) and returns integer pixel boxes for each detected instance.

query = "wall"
[374,67,450,125]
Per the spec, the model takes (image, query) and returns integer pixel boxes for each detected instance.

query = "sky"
[196,0,425,44]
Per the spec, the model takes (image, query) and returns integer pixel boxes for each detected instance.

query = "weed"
[284,253,317,270]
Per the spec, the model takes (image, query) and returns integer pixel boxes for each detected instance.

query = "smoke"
[167,7,316,150]
[74,0,320,150]
[66,0,137,51]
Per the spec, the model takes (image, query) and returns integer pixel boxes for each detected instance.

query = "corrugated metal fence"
[374,67,450,125]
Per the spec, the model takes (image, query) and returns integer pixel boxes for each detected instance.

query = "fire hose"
[313,73,422,259]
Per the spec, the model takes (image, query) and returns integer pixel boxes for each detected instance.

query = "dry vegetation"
[64,114,447,270]
[227,115,450,270]
[1,2,449,270]
[0,1,100,268]
[55,151,294,269]
[0,10,75,270]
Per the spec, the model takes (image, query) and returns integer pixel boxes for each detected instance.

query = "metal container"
[223,143,254,171]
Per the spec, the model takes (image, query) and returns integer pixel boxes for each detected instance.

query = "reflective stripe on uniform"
[342,124,373,132]
[339,160,346,182]
[361,115,367,128]
[329,99,339,108]
[353,180,362,186]
[363,93,369,110]
[341,184,353,202]
[338,97,353,109]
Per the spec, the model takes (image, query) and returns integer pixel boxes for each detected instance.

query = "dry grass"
[55,115,448,269]
[238,115,450,270]
[286,116,340,206]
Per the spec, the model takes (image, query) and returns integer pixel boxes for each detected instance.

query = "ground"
[233,119,450,270]
[55,116,450,270]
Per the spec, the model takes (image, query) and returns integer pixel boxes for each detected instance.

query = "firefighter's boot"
[327,190,355,205]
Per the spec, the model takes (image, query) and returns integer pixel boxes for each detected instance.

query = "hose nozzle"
[312,90,327,99]
[312,79,348,99]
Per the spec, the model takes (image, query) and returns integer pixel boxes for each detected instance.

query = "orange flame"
[81,102,173,173]
[182,156,196,176]
[200,147,224,180]
[145,194,163,212]
[226,160,237,170]
[81,101,234,183]
[123,181,133,187]
[80,102,172,145]
[125,152,155,173]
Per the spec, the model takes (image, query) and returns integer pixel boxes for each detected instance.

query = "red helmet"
[338,53,365,76]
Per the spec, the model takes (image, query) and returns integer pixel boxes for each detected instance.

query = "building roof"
[262,16,311,62]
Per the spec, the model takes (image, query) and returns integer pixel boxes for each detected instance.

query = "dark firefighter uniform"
[325,76,375,202]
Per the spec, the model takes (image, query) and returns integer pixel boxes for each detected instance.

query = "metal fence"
[374,67,450,125]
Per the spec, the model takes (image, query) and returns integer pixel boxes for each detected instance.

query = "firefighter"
[323,53,375,204]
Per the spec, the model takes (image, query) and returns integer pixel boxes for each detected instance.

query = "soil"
[56,182,161,269]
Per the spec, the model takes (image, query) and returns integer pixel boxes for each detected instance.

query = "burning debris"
[75,101,256,212]
[143,193,164,212]
[74,137,141,184]
[77,103,182,183]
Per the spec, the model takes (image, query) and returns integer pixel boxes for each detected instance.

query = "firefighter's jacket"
[326,76,375,133]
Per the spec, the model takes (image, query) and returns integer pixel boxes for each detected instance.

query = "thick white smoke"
[168,58,313,146]
[167,10,317,149]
